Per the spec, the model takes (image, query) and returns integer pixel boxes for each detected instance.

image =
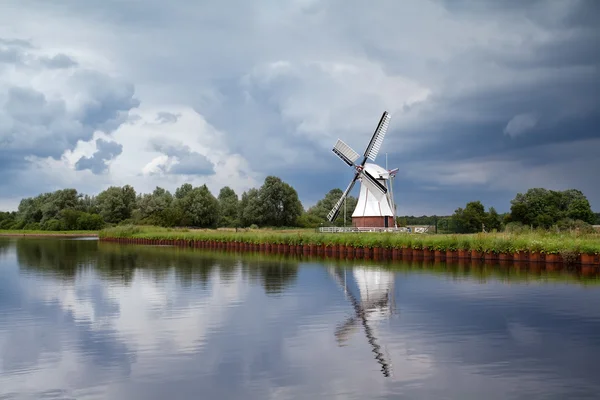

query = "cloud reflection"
[0,239,599,399]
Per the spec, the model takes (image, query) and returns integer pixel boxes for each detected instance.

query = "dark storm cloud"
[0,41,138,210]
[75,138,124,174]
[1,0,599,213]
[0,36,139,197]
[1,86,80,159]
[70,70,140,130]
[266,0,600,212]
[170,0,598,212]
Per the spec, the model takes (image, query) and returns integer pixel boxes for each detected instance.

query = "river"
[1,237,599,399]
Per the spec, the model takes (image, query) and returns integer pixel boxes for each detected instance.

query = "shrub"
[77,213,105,230]
[42,219,64,231]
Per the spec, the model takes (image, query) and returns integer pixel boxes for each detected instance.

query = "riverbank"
[0,230,98,237]
[97,242,600,285]
[99,226,600,266]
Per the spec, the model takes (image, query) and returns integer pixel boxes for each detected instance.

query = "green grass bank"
[99,225,600,257]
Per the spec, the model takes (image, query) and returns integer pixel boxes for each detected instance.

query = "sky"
[0,0,598,215]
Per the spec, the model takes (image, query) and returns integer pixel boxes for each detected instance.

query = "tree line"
[0,180,597,232]
[0,177,357,231]
[398,188,599,234]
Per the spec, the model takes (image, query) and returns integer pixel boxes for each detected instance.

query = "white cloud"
[32,106,261,198]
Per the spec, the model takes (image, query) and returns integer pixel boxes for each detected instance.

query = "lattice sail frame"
[364,111,391,162]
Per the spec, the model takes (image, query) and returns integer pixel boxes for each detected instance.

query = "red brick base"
[352,216,392,228]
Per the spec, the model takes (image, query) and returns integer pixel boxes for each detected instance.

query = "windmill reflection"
[327,266,396,378]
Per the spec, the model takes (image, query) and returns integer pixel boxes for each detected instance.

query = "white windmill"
[327,111,399,228]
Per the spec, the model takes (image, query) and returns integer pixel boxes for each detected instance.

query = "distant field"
[99,225,600,255]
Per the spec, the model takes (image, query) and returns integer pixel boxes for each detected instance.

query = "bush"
[504,222,528,234]
[77,213,105,230]
[0,219,16,229]
[296,213,323,228]
[42,219,64,231]
[555,218,595,234]
[23,222,41,230]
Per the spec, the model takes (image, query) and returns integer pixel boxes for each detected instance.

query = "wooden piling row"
[99,237,600,269]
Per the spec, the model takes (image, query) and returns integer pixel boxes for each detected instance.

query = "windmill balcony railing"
[317,226,423,234]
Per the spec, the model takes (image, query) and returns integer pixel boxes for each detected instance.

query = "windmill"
[327,111,399,228]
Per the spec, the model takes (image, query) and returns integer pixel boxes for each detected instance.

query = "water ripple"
[0,239,599,399]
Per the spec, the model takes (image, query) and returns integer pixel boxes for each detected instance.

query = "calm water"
[1,238,599,399]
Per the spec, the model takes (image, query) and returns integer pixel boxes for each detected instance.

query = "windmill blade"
[327,174,359,222]
[363,111,391,162]
[360,169,387,201]
[332,139,360,167]
[334,316,360,345]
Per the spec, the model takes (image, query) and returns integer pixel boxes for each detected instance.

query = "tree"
[566,198,595,224]
[258,176,304,227]
[17,195,48,225]
[77,194,99,214]
[136,187,175,226]
[509,188,595,228]
[39,189,80,224]
[217,186,239,227]
[76,213,105,230]
[485,207,502,232]
[397,215,442,226]
[0,211,17,229]
[452,201,486,233]
[174,184,219,228]
[95,185,137,224]
[175,183,193,199]
[239,188,262,227]
[306,188,358,227]
[59,209,82,230]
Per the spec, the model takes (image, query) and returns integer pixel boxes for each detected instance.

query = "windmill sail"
[332,139,360,167]
[327,174,359,222]
[364,111,391,162]
[361,169,387,197]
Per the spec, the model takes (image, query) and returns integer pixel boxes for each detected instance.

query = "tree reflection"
[97,244,219,287]
[217,257,240,283]
[16,238,98,280]
[13,238,299,295]
[0,237,12,257]
[243,259,299,295]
